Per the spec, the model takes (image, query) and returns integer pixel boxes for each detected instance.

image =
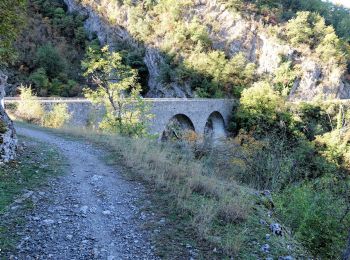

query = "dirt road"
[11,126,158,259]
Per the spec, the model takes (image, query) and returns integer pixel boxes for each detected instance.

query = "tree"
[184,49,256,97]
[29,68,50,94]
[285,11,317,47]
[236,81,290,134]
[34,43,67,78]
[82,46,150,136]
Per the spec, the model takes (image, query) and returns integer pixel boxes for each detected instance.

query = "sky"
[330,0,350,8]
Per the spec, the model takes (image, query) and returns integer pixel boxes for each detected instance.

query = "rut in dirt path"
[11,126,159,260]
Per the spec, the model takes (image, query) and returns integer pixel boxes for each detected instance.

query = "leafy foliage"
[15,86,71,128]
[82,46,150,136]
[16,86,44,123]
[0,0,27,65]
[275,185,350,259]
[232,80,350,257]
[236,81,290,134]
[34,43,67,78]
[43,103,71,128]
[285,11,347,66]
[242,0,350,41]
[184,50,256,97]
[273,61,299,95]
[12,0,90,96]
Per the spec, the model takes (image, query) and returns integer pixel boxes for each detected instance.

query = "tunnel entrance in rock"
[204,111,226,140]
[161,114,196,141]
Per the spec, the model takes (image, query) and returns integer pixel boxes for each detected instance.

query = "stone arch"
[161,114,196,141]
[204,111,226,140]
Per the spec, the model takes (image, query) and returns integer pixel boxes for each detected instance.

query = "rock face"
[64,0,192,98]
[144,48,193,97]
[63,0,350,100]
[0,71,17,163]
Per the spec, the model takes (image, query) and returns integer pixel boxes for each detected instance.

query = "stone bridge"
[5,98,236,139]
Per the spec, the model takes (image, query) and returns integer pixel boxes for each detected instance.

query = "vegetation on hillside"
[0,0,27,65]
[233,82,350,258]
[77,0,349,99]
[125,0,258,97]
[10,0,92,96]
[240,0,350,41]
[6,0,350,99]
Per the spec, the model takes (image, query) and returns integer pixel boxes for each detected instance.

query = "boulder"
[0,70,17,163]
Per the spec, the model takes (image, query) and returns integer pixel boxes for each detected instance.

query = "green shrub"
[222,0,244,11]
[184,50,256,97]
[273,61,299,95]
[275,185,350,258]
[285,11,317,47]
[34,43,67,78]
[0,120,7,134]
[291,102,332,140]
[29,68,50,95]
[232,130,316,190]
[236,81,290,134]
[43,103,71,128]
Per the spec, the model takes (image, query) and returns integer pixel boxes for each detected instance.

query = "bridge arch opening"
[204,111,226,140]
[161,114,196,141]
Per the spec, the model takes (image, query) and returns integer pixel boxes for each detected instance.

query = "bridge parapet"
[5,98,237,137]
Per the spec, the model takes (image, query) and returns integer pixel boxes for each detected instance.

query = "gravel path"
[11,127,158,260]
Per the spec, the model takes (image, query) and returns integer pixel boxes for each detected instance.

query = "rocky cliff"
[63,0,350,100]
[0,71,17,163]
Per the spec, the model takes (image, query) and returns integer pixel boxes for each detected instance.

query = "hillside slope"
[64,0,350,100]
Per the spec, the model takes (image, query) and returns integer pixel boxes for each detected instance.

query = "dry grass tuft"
[188,175,223,199]
[192,201,218,237]
[218,195,251,224]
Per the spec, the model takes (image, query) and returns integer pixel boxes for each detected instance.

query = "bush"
[222,0,244,11]
[29,68,50,96]
[43,103,71,128]
[236,81,290,135]
[273,61,299,95]
[34,43,67,78]
[275,185,350,258]
[291,102,332,140]
[231,130,316,190]
[184,50,256,97]
[285,11,316,47]
[16,86,45,124]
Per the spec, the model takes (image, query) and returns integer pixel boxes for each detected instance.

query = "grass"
[0,135,66,254]
[18,123,310,259]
